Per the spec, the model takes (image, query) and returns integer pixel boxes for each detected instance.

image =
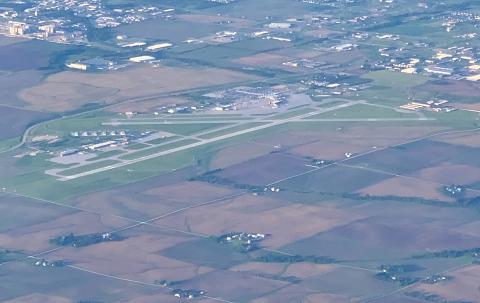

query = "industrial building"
[129,55,155,63]
[145,42,173,52]
[8,21,27,36]
[66,62,88,71]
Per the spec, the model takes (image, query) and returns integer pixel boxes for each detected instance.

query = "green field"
[86,150,126,161]
[144,136,179,145]
[30,111,115,138]
[307,103,417,120]
[354,71,430,106]
[60,160,121,176]
[198,122,268,139]
[29,110,231,138]
[123,143,150,150]
[119,139,199,160]
[0,136,21,153]
[270,107,317,120]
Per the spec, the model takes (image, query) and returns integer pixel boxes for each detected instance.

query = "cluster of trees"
[375,272,420,286]
[217,232,269,253]
[456,196,480,207]
[406,291,473,303]
[378,264,424,274]
[154,280,181,287]
[423,275,453,284]
[257,273,302,284]
[440,185,480,208]
[375,264,424,286]
[413,247,480,259]
[256,252,335,264]
[191,170,263,192]
[171,288,205,298]
[50,233,124,248]
[0,249,20,263]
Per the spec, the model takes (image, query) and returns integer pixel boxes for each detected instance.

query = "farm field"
[19,65,261,112]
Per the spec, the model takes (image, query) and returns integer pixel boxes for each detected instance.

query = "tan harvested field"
[234,53,291,67]
[303,293,351,303]
[419,79,480,97]
[231,262,336,280]
[107,96,190,113]
[282,263,336,279]
[0,70,44,108]
[209,141,275,170]
[253,131,322,149]
[273,48,323,60]
[0,211,128,252]
[180,270,287,302]
[293,140,372,160]
[235,49,326,72]
[412,163,480,185]
[451,103,480,111]
[143,181,234,200]
[411,264,480,302]
[251,285,350,303]
[216,152,311,186]
[71,180,237,221]
[294,201,480,259]
[155,194,366,247]
[230,262,286,276]
[20,81,117,112]
[452,220,480,237]
[0,35,27,47]
[3,294,73,303]
[304,28,340,38]
[124,294,182,303]
[45,230,213,283]
[289,126,445,160]
[432,131,480,148]
[320,49,365,65]
[357,176,453,202]
[176,14,253,28]
[19,65,259,112]
[0,261,187,302]
[127,294,218,303]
